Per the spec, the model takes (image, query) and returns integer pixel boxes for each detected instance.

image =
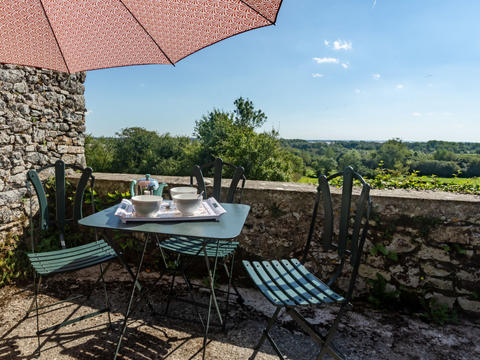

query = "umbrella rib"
[237,0,277,25]
[117,0,175,66]
[38,0,71,73]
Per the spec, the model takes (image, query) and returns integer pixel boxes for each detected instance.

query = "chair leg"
[25,276,42,319]
[164,267,178,316]
[286,307,345,360]
[33,273,41,357]
[250,306,283,360]
[221,252,238,332]
[316,304,348,360]
[181,269,204,328]
[99,263,112,328]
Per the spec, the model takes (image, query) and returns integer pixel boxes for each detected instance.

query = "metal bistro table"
[78,202,250,359]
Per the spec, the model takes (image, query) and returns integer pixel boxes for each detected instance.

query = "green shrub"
[411,160,461,177]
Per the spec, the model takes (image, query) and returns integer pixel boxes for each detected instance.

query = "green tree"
[411,160,460,177]
[233,97,267,128]
[434,149,457,161]
[84,134,115,172]
[194,98,303,181]
[375,139,410,171]
[312,156,337,176]
[338,150,363,171]
[111,127,160,174]
[110,127,198,176]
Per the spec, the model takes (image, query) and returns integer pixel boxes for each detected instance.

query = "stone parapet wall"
[72,172,480,314]
[0,64,86,243]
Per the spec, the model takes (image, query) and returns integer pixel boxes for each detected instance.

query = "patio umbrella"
[0,0,282,74]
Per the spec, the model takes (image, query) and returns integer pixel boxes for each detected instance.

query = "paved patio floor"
[0,263,479,359]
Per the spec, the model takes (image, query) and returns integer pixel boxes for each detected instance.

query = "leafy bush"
[0,236,29,286]
[411,160,461,177]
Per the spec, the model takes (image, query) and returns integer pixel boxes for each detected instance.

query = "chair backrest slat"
[337,167,354,257]
[227,166,245,203]
[73,167,93,222]
[27,160,95,250]
[302,167,372,295]
[350,183,370,265]
[27,169,49,230]
[212,158,223,201]
[191,165,206,199]
[55,160,66,237]
[191,157,245,204]
[319,175,334,249]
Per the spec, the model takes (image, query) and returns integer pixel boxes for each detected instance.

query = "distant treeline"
[85,98,480,181]
[86,98,304,182]
[282,139,480,179]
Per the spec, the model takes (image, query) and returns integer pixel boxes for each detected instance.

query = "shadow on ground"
[0,263,479,359]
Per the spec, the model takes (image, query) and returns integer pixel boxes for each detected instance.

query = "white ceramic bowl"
[173,193,202,215]
[131,195,163,217]
[170,186,198,198]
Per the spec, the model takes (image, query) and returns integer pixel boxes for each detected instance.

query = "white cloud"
[396,84,404,89]
[324,39,352,51]
[85,110,93,116]
[412,112,422,117]
[354,89,361,94]
[333,40,352,51]
[313,57,339,64]
[372,73,381,80]
[341,63,349,69]
[312,73,324,78]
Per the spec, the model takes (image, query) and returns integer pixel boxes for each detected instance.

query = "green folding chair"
[25,160,118,356]
[243,166,372,360]
[157,157,246,328]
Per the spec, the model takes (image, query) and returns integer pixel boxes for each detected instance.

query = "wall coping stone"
[69,172,480,204]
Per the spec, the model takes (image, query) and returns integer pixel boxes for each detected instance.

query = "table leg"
[201,239,221,360]
[102,231,156,314]
[114,233,150,360]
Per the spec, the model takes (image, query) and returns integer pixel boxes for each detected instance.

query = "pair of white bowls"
[131,187,202,217]
[170,187,202,215]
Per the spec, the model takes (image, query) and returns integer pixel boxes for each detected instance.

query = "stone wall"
[72,172,480,314]
[0,64,86,243]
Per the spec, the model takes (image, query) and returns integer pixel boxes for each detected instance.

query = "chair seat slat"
[289,259,344,302]
[28,244,115,266]
[261,261,313,305]
[33,254,117,275]
[249,261,296,306]
[33,252,116,271]
[273,260,332,304]
[28,240,108,258]
[159,237,238,257]
[242,261,285,306]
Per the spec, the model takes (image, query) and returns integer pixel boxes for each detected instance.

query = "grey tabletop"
[78,203,250,240]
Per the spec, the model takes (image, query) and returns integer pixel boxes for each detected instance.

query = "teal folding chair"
[157,157,246,329]
[243,167,372,360]
[25,160,118,356]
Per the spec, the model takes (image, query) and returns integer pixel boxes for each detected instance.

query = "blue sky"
[85,0,480,142]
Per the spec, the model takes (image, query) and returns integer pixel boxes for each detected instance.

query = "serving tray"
[114,197,227,223]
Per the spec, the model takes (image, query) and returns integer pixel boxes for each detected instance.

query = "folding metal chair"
[25,160,117,356]
[157,157,246,329]
[243,166,372,359]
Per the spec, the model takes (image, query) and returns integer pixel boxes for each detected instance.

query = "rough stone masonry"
[0,64,86,244]
[74,173,480,315]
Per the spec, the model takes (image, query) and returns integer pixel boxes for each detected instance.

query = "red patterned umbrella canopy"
[0,0,282,74]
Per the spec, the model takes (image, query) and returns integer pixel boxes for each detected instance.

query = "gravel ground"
[0,264,479,360]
